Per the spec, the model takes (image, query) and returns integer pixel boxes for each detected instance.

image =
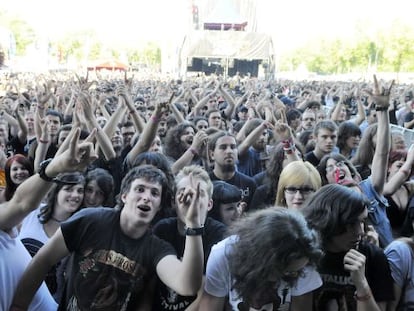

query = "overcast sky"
[3,0,413,52]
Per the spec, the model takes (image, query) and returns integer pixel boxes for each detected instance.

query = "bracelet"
[185,226,204,236]
[189,147,198,156]
[354,289,372,302]
[129,110,136,114]
[38,139,49,144]
[38,159,54,182]
[375,106,388,111]
[150,115,159,122]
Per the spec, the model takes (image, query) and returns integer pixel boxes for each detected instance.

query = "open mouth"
[137,205,150,212]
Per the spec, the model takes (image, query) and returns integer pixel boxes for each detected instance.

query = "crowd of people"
[0,69,414,311]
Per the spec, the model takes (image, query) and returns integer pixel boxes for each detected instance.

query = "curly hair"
[227,207,322,305]
[164,122,196,160]
[129,152,175,208]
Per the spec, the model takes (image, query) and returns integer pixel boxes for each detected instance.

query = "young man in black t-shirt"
[11,165,206,310]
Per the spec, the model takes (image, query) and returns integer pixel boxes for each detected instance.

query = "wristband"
[150,115,159,122]
[38,139,49,144]
[38,159,54,182]
[375,106,388,111]
[185,226,204,236]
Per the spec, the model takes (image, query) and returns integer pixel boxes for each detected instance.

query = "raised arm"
[79,92,116,161]
[383,144,414,196]
[156,174,204,296]
[238,121,272,157]
[119,85,146,133]
[219,83,236,120]
[0,128,97,231]
[369,75,394,193]
[125,94,171,167]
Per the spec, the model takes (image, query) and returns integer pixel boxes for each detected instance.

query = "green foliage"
[0,11,36,55]
[279,21,414,75]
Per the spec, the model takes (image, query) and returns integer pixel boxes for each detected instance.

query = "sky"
[2,0,413,53]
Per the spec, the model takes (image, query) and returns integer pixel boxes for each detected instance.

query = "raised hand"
[365,75,395,109]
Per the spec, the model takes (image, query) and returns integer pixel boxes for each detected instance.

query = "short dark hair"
[210,181,242,223]
[313,120,338,136]
[46,109,63,123]
[117,165,169,210]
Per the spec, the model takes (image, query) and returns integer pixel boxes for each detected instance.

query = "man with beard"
[208,131,256,211]
[299,109,317,133]
[304,120,338,167]
[237,118,271,177]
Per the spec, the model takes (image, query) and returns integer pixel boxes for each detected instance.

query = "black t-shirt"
[304,151,320,167]
[60,208,176,311]
[151,217,226,311]
[249,184,274,211]
[6,136,26,156]
[313,241,394,311]
[404,111,414,124]
[209,170,257,211]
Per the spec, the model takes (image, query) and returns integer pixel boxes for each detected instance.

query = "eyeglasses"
[326,161,346,172]
[284,187,315,195]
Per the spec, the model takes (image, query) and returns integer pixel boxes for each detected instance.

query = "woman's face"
[84,180,104,207]
[10,161,30,185]
[325,158,354,185]
[283,183,315,210]
[219,202,241,226]
[150,136,163,153]
[388,159,405,179]
[56,184,84,214]
[345,134,360,150]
